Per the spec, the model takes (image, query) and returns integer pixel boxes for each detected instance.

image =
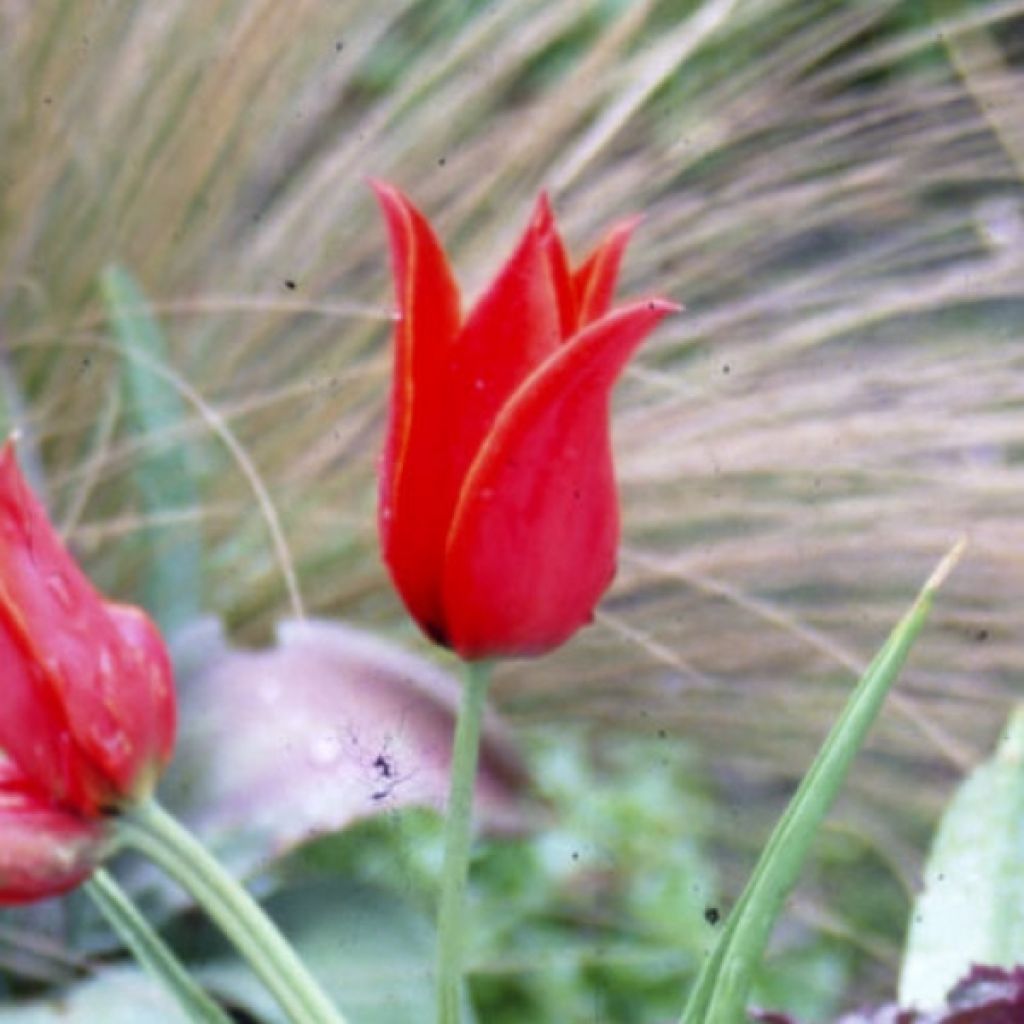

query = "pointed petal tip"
[0,438,23,486]
[368,178,405,211]
[0,433,19,460]
[530,191,557,234]
[616,212,646,235]
[639,297,683,316]
[369,182,427,228]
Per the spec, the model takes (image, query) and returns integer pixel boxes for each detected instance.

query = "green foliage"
[683,545,957,1024]
[750,943,851,1023]
[290,731,717,1022]
[101,265,203,634]
[195,880,449,1024]
[0,969,192,1023]
[472,733,719,1023]
[900,705,1024,1009]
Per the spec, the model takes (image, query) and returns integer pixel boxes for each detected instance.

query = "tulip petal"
[531,193,577,338]
[449,194,565,472]
[372,182,463,639]
[104,603,177,800]
[573,216,641,326]
[0,444,172,811]
[442,299,678,657]
[0,612,97,812]
[406,195,576,646]
[0,758,104,905]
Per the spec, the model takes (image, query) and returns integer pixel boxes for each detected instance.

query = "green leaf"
[100,264,202,633]
[899,705,1024,1010]
[0,968,193,1023]
[195,879,473,1024]
[681,540,964,1024]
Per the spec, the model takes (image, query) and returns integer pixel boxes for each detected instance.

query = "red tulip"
[0,442,175,903]
[373,183,678,659]
[0,757,105,904]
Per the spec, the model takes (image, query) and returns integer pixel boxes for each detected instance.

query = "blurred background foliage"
[2,0,1024,1019]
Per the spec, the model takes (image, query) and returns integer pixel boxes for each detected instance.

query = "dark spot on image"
[284,279,296,290]
[704,906,720,926]
[975,628,990,642]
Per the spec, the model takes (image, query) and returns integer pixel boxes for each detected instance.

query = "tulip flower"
[373,183,677,659]
[0,442,175,903]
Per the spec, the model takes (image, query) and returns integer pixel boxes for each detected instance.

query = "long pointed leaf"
[101,265,202,633]
[681,540,964,1024]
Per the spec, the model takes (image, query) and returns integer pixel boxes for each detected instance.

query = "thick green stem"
[85,868,232,1024]
[435,659,492,1024]
[117,800,347,1024]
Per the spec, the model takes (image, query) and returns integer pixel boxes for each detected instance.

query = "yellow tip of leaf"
[925,536,967,595]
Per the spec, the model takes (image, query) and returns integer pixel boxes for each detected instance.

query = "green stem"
[117,799,348,1024]
[435,659,492,1024]
[85,868,232,1024]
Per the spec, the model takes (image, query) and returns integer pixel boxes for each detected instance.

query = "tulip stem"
[117,799,348,1024]
[435,659,492,1024]
[85,868,233,1024]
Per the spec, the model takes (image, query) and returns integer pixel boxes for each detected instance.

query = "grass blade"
[101,265,202,634]
[680,539,965,1024]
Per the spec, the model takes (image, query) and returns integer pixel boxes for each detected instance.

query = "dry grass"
[3,0,1024,989]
